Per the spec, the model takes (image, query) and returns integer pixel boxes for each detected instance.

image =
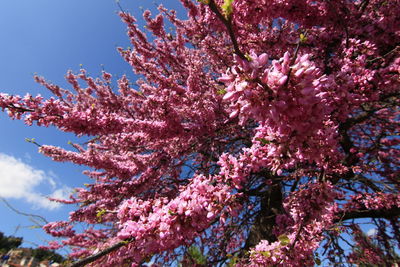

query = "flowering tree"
[1,0,399,266]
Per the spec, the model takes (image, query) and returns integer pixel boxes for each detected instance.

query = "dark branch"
[341,92,399,132]
[5,104,64,119]
[336,207,400,222]
[7,104,35,113]
[69,239,133,267]
[207,0,246,60]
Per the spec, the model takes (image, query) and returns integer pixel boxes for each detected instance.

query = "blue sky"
[0,0,184,251]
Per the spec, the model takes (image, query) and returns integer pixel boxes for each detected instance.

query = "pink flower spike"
[278,75,288,85]
[258,53,269,66]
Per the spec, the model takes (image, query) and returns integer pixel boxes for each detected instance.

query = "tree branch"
[0,197,48,226]
[69,239,133,267]
[336,207,400,222]
[6,104,35,113]
[340,92,399,132]
[207,0,246,60]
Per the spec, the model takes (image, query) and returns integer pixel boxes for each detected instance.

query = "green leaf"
[121,240,130,245]
[299,33,308,43]
[245,53,253,61]
[255,137,270,145]
[221,0,234,19]
[226,253,238,267]
[168,210,177,215]
[187,245,207,265]
[217,88,227,95]
[96,209,107,221]
[278,234,290,246]
[315,257,321,265]
[260,251,271,257]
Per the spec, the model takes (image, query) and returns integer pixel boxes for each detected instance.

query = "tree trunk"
[244,182,283,250]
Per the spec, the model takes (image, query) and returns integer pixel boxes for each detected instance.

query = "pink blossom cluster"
[43,221,75,238]
[115,175,237,264]
[345,192,400,211]
[347,225,386,266]
[218,52,340,174]
[250,182,339,266]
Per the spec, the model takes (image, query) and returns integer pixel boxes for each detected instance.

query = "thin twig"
[284,30,308,87]
[0,197,48,225]
[207,0,246,60]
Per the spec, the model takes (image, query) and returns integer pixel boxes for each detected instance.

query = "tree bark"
[243,182,283,250]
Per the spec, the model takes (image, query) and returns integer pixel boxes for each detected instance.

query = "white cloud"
[367,228,377,237]
[0,153,71,210]
[50,187,71,200]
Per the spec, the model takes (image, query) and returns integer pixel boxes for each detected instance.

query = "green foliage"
[277,234,290,246]
[179,245,207,266]
[217,88,227,95]
[0,232,64,263]
[96,208,107,222]
[0,232,22,253]
[187,245,207,265]
[260,250,271,257]
[221,0,234,19]
[299,33,308,43]
[226,253,239,267]
[168,209,177,215]
[244,53,253,61]
[255,137,271,145]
